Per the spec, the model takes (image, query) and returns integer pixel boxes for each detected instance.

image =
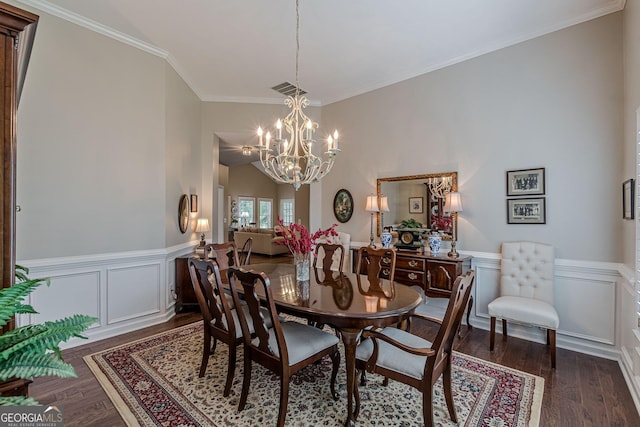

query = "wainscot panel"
[17,243,195,349]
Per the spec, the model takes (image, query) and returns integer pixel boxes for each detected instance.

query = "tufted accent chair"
[487,241,559,368]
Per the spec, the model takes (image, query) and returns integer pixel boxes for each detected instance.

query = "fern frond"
[14,264,30,283]
[0,395,40,406]
[0,278,48,327]
[13,303,37,315]
[0,315,96,360]
[0,352,76,381]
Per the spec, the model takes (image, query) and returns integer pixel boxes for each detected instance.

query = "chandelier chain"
[295,0,300,96]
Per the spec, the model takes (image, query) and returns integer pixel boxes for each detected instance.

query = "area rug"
[85,321,544,426]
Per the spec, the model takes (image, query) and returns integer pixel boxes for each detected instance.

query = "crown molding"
[15,0,167,58]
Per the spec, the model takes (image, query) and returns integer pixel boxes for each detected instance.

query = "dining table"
[235,262,423,427]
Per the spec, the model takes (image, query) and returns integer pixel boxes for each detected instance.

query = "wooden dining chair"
[238,237,252,266]
[354,270,475,427]
[227,266,341,427]
[205,242,240,277]
[313,243,345,272]
[188,258,274,397]
[355,246,396,284]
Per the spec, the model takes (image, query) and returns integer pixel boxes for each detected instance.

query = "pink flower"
[275,217,339,255]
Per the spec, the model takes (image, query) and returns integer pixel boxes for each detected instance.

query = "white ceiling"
[20,0,624,106]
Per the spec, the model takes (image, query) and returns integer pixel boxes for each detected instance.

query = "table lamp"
[444,192,463,258]
[365,195,379,247]
[194,218,210,248]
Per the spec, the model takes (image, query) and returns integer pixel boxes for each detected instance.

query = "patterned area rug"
[85,321,543,426]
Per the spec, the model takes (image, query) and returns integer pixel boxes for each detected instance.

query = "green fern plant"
[0,265,97,405]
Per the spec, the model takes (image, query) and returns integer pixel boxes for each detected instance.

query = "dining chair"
[188,257,274,396]
[205,242,240,277]
[354,270,475,426]
[239,237,252,266]
[227,266,341,427]
[488,241,559,368]
[313,242,345,272]
[355,246,396,284]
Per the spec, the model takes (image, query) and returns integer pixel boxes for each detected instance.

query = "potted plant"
[0,265,96,405]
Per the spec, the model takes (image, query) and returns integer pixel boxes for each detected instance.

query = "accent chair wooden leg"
[502,319,507,340]
[490,317,496,351]
[549,329,557,369]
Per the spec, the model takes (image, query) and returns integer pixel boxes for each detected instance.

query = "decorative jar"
[428,231,442,255]
[380,228,393,249]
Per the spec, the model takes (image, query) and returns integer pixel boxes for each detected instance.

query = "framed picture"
[333,189,353,223]
[506,168,545,196]
[507,197,546,224]
[409,197,423,214]
[623,178,634,220]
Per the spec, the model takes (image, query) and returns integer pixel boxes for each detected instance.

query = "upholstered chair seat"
[487,295,559,330]
[356,327,432,380]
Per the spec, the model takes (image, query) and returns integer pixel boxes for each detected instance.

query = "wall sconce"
[190,194,198,213]
[194,218,210,248]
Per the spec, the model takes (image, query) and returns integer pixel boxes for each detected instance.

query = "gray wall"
[17,11,165,259]
[321,12,623,262]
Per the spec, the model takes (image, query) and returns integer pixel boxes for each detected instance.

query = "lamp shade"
[240,211,250,218]
[444,192,463,213]
[379,195,390,212]
[194,218,210,233]
[365,195,379,212]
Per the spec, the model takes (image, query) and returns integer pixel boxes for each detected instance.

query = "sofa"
[233,228,290,256]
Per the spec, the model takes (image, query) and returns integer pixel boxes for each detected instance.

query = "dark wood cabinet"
[175,256,200,313]
[352,248,471,297]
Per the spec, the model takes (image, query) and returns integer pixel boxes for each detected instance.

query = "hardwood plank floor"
[29,254,640,426]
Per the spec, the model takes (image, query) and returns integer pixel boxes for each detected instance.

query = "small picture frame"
[623,178,634,220]
[409,197,423,214]
[506,168,545,196]
[190,194,198,213]
[333,189,354,223]
[507,197,546,224]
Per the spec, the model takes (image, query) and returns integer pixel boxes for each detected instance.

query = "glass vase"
[294,252,310,282]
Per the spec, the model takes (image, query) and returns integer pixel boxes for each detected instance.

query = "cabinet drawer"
[395,269,425,286]
[396,257,425,271]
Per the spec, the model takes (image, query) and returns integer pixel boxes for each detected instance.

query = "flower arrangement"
[430,214,452,231]
[275,217,340,256]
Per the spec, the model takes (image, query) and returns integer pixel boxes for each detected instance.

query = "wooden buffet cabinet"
[175,255,200,313]
[351,248,473,323]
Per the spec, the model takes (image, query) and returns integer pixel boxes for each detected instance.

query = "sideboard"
[351,248,473,324]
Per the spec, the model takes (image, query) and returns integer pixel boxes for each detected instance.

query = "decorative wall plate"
[333,189,353,223]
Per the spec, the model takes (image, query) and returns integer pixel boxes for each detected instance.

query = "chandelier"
[255,0,340,191]
[426,176,453,200]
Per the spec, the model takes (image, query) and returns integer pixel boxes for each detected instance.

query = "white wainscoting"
[468,251,621,360]
[16,243,196,349]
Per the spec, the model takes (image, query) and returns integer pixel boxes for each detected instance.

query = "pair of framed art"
[506,168,546,224]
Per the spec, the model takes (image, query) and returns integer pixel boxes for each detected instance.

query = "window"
[280,199,294,225]
[238,196,255,227]
[258,198,273,228]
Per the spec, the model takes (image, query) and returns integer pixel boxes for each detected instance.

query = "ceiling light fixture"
[242,146,252,156]
[255,0,340,191]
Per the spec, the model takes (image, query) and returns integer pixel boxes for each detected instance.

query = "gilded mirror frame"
[376,172,458,240]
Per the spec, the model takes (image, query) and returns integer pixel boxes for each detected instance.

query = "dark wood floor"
[30,254,640,426]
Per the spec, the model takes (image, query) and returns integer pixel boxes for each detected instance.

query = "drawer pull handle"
[408,260,418,268]
[382,257,391,264]
[382,268,390,276]
[408,273,417,280]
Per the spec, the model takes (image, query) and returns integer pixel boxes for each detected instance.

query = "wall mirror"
[376,172,457,241]
[178,194,190,233]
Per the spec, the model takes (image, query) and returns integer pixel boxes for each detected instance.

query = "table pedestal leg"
[341,328,360,427]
